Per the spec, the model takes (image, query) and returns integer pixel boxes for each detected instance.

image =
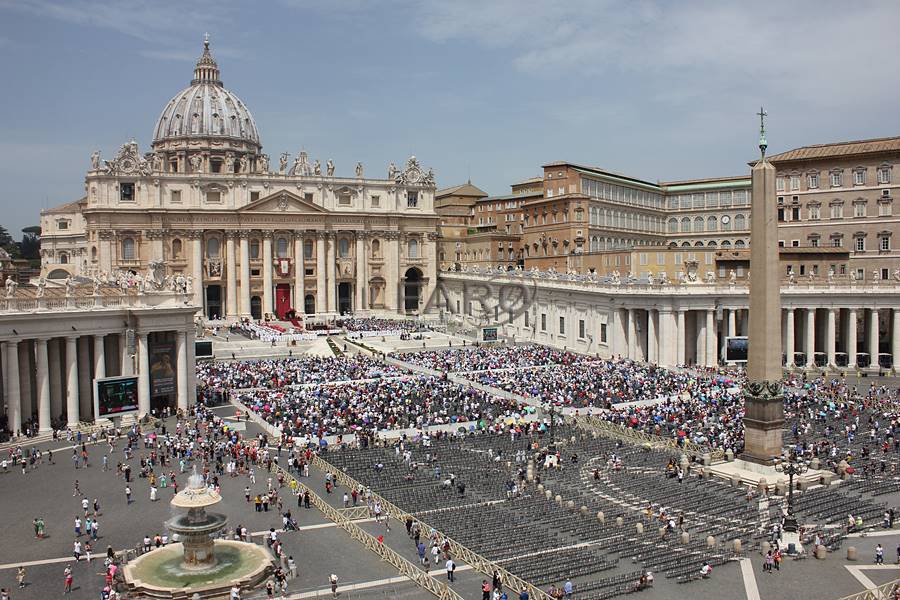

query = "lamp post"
[775,450,808,533]
[543,402,556,443]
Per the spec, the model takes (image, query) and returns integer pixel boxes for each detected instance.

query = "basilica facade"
[40,39,439,319]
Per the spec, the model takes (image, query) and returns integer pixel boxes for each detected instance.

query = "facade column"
[93,335,106,422]
[326,233,336,312]
[262,231,274,318]
[696,312,705,366]
[805,308,816,368]
[78,336,91,419]
[4,342,20,435]
[676,309,686,366]
[647,309,658,364]
[315,232,326,314]
[355,233,366,312]
[48,338,62,421]
[826,308,836,368]
[869,309,880,369]
[294,233,305,313]
[384,232,400,312]
[627,308,637,360]
[657,309,673,367]
[176,331,188,411]
[36,338,50,432]
[892,309,900,372]
[847,308,858,369]
[784,309,795,367]
[120,333,133,376]
[65,336,79,426]
[186,327,197,406]
[727,309,736,337]
[706,309,717,367]
[137,333,150,416]
[191,232,204,311]
[225,232,237,318]
[239,232,251,317]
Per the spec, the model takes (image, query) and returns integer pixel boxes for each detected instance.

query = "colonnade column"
[65,336,79,426]
[696,312,705,366]
[869,309,880,368]
[225,232,237,319]
[326,233,336,313]
[36,338,50,432]
[355,233,366,312]
[239,232,251,317]
[262,231,273,318]
[784,309,795,367]
[293,233,305,314]
[705,309,717,367]
[727,309,736,337]
[676,309,686,366]
[191,232,204,310]
[647,309,658,364]
[176,331,188,411]
[805,309,816,368]
[120,333,133,376]
[18,343,32,429]
[48,338,62,420]
[847,308,858,369]
[137,333,150,416]
[315,232,326,314]
[186,327,197,405]
[78,337,91,419]
[93,335,106,422]
[893,309,900,372]
[657,310,674,367]
[826,309,836,367]
[4,342,20,436]
[627,308,637,360]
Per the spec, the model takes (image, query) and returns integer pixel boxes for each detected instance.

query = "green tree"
[0,225,21,258]
[20,225,41,261]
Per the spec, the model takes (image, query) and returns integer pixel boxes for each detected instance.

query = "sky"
[0,0,898,235]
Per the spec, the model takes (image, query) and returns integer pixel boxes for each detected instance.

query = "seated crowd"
[337,318,426,332]
[196,355,408,390]
[394,344,593,372]
[473,359,739,408]
[236,376,528,439]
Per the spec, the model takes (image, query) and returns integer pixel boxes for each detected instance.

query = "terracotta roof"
[43,197,86,215]
[435,182,488,198]
[767,135,900,163]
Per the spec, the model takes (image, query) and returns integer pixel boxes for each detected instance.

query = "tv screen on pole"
[95,376,139,417]
[195,340,213,358]
[482,327,498,343]
[725,336,749,363]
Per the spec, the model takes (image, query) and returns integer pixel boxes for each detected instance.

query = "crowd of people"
[473,359,740,408]
[237,376,530,440]
[337,318,426,333]
[197,355,409,391]
[394,344,593,373]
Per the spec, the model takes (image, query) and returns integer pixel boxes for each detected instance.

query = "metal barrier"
[270,464,464,600]
[834,579,900,600]
[313,455,554,600]
[337,505,372,520]
[571,415,726,461]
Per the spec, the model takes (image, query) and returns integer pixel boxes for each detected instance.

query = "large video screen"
[95,376,139,417]
[725,336,749,363]
[482,327,498,342]
[195,340,213,358]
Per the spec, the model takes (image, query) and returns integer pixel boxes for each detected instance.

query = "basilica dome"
[152,38,261,152]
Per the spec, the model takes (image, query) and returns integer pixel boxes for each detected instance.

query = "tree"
[20,225,41,261]
[0,225,21,258]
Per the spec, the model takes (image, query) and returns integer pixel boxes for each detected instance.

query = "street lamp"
[543,402,556,443]
[774,449,809,533]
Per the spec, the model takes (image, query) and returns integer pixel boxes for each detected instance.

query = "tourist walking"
[63,565,73,593]
[16,566,25,588]
[329,573,338,597]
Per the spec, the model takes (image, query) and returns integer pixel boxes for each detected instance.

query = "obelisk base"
[742,380,784,464]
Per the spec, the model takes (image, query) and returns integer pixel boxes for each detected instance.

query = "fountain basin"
[123,540,274,599]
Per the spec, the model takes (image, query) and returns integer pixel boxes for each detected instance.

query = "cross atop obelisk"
[742,106,785,465]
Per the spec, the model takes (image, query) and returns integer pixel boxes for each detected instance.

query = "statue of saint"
[326,159,335,177]
[355,162,364,178]
[279,153,288,174]
[90,150,101,170]
[314,160,322,176]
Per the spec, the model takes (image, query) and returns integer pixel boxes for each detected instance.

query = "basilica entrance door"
[275,284,291,319]
[338,282,352,315]
[205,285,222,319]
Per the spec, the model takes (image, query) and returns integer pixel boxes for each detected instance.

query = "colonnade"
[1,329,195,436]
[614,306,900,370]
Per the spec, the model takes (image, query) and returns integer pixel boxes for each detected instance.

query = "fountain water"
[123,467,274,598]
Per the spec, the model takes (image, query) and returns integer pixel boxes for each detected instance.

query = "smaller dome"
[152,36,261,150]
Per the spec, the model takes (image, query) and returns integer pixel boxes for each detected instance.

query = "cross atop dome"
[192,34,221,86]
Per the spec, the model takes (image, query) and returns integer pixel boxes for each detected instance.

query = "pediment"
[238,190,328,213]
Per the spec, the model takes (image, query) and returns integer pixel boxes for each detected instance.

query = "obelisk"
[741,108,784,465]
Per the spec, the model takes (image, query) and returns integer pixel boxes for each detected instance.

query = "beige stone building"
[40,39,439,319]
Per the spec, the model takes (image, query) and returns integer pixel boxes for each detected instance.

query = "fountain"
[123,469,274,599]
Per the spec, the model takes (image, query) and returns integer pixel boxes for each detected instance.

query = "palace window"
[121,237,135,261]
[58,252,68,264]
[338,193,351,206]
[879,200,893,216]
[559,316,565,335]
[170,190,181,204]
[854,169,866,186]
[120,182,135,202]
[878,166,892,184]
[303,240,313,260]
[831,171,842,187]
[808,204,821,220]
[206,191,221,203]
[790,175,800,191]
[276,237,289,258]
[734,214,746,230]
[854,201,867,218]
[250,239,261,259]
[57,219,69,230]
[808,173,819,189]
[407,192,418,208]
[776,177,785,192]
[855,236,866,252]
[407,239,419,258]
[370,195,380,208]
[207,237,220,258]
[830,203,843,219]
[879,234,891,251]
[338,238,350,258]
[541,313,547,332]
